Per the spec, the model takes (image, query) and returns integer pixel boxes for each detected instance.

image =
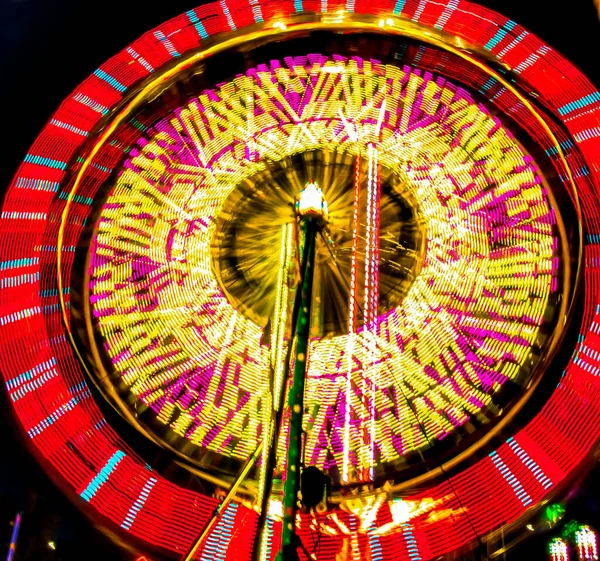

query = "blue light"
[0,257,38,271]
[393,0,407,15]
[558,92,600,116]
[81,450,126,502]
[497,31,528,57]
[0,272,39,290]
[484,20,516,51]
[27,397,78,437]
[23,154,67,170]
[187,10,209,39]
[93,69,127,93]
[401,524,422,560]
[58,191,94,205]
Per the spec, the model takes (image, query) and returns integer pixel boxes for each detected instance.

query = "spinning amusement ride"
[1,1,600,560]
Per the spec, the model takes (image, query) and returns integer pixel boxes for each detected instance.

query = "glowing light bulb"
[296,181,328,220]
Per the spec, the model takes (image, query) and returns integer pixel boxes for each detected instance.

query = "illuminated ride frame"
[1,1,600,560]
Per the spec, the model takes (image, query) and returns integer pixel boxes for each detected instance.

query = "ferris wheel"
[1,1,600,560]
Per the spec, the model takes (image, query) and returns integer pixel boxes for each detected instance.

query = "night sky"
[1,1,599,560]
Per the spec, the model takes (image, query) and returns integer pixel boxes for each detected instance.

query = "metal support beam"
[182,443,263,561]
[277,218,319,561]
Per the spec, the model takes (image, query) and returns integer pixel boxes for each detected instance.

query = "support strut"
[277,217,319,561]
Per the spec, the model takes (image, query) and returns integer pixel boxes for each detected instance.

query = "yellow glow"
[87,56,558,476]
[318,493,459,539]
[58,13,581,349]
[271,222,294,409]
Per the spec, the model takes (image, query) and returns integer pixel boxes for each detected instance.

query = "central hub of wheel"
[210,149,427,339]
[296,180,329,221]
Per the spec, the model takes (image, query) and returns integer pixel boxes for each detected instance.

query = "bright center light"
[296,181,328,220]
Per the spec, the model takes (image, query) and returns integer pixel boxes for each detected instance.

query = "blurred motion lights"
[0,1,599,560]
[87,57,563,483]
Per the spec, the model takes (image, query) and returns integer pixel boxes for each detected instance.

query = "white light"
[267,499,283,520]
[297,182,328,219]
[390,499,414,523]
[320,66,345,74]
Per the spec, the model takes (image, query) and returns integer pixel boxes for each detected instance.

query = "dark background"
[1,1,599,560]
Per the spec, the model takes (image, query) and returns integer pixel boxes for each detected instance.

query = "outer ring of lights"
[1,2,599,560]
[63,10,582,492]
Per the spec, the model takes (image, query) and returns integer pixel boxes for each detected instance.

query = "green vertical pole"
[277,218,318,561]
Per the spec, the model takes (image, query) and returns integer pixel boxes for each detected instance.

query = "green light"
[544,503,566,526]
[562,519,580,540]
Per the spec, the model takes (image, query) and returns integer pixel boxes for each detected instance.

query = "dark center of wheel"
[211,149,427,338]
